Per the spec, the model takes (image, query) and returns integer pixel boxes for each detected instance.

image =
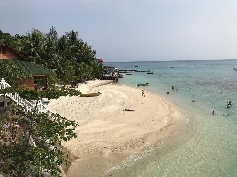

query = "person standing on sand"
[142,90,144,96]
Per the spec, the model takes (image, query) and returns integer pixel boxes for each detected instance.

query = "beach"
[46,80,186,176]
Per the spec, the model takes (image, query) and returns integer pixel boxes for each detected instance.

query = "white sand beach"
[46,80,186,176]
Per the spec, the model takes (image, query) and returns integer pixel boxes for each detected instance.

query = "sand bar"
[46,80,185,176]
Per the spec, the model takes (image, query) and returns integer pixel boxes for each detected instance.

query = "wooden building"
[0,42,54,90]
[96,58,103,64]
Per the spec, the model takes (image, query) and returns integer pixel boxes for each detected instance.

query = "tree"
[0,61,28,87]
[42,27,59,69]
[0,27,105,175]
[0,31,14,44]
[0,27,105,84]
[0,84,81,177]
[20,29,46,65]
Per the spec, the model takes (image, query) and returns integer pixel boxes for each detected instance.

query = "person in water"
[227,101,232,108]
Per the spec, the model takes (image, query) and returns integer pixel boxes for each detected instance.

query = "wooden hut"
[0,42,54,90]
[96,58,104,64]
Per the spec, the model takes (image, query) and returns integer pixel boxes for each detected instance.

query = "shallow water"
[104,60,237,177]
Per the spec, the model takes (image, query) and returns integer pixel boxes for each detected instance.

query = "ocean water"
[104,60,237,177]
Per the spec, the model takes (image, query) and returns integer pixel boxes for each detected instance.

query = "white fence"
[0,78,53,114]
[0,78,67,176]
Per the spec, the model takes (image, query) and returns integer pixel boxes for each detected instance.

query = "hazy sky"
[1,0,237,62]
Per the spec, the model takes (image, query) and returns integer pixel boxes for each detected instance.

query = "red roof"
[97,58,103,63]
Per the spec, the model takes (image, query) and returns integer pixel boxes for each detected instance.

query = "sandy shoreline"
[46,80,187,176]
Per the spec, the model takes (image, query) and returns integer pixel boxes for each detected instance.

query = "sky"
[1,0,237,62]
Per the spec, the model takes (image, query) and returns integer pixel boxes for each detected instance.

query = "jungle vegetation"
[0,27,104,176]
[0,27,104,84]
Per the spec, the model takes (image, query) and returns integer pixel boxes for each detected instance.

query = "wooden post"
[3,95,7,108]
[45,75,48,90]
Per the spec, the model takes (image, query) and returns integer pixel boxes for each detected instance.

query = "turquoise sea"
[104,60,237,177]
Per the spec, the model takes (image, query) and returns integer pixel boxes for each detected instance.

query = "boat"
[126,73,133,75]
[147,72,153,74]
[81,92,101,97]
[136,83,149,87]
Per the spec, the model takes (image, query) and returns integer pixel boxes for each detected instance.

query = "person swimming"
[227,101,232,108]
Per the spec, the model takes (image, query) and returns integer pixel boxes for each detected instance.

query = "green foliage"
[0,88,81,176]
[0,27,102,176]
[0,27,104,85]
[0,61,28,87]
[0,26,103,175]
